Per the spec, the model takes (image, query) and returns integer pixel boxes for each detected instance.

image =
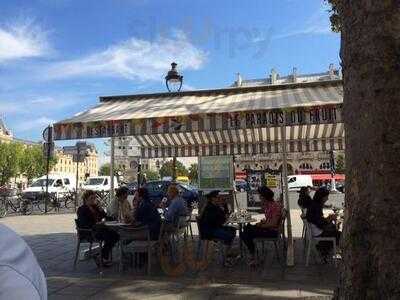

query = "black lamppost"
[165,62,183,92]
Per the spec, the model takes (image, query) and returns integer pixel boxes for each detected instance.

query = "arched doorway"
[279,163,294,175]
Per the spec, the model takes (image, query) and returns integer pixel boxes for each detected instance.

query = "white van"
[287,175,313,191]
[81,176,119,192]
[23,174,76,199]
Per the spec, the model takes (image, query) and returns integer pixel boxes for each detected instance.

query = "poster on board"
[198,156,234,191]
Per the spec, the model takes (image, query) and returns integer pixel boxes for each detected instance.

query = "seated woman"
[241,186,282,266]
[134,188,162,240]
[306,187,341,260]
[77,190,119,266]
[115,186,133,224]
[297,186,313,211]
[199,191,236,264]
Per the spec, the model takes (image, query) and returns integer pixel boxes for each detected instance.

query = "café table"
[227,217,258,257]
[103,221,136,272]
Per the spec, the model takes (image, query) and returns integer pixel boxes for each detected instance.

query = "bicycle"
[35,192,62,213]
[0,188,33,217]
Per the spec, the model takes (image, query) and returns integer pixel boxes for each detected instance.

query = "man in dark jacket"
[134,188,162,240]
[77,190,119,265]
[199,191,236,245]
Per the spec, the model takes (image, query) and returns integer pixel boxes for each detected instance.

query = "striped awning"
[54,80,344,158]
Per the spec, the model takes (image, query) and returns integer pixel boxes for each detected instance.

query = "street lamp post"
[165,62,183,92]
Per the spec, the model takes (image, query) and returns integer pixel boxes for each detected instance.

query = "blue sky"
[0,0,340,163]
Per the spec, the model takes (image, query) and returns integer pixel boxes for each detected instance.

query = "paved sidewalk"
[0,212,337,299]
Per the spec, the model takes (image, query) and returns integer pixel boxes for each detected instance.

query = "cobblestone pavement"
[0,210,338,300]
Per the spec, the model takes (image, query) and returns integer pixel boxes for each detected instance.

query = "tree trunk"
[340,1,400,298]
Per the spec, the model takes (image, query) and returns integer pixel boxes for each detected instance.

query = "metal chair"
[300,209,308,255]
[304,221,337,266]
[73,219,104,272]
[195,217,227,266]
[117,225,158,275]
[254,208,288,267]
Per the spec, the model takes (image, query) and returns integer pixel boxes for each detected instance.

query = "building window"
[299,163,313,170]
[319,162,331,170]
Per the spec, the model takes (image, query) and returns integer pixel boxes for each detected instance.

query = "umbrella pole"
[281,124,294,266]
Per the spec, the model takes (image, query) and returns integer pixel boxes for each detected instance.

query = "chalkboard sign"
[198,156,234,191]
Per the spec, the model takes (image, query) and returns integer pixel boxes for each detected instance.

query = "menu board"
[266,175,279,188]
[198,156,234,190]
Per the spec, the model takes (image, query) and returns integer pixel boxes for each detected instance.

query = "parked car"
[81,176,119,192]
[287,175,313,191]
[235,179,250,192]
[22,174,76,200]
[124,182,138,195]
[143,180,199,208]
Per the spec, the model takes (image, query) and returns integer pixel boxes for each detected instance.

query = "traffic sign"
[76,141,87,151]
[42,126,53,143]
[43,142,54,159]
[73,154,86,163]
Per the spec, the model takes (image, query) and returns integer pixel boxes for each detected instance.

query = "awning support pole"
[110,137,115,205]
[281,124,294,267]
[172,156,177,182]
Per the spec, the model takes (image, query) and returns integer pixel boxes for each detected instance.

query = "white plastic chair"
[304,221,337,266]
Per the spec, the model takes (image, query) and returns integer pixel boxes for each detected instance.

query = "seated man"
[163,184,188,226]
[199,190,236,247]
[306,187,341,260]
[241,186,282,266]
[77,190,119,266]
[135,188,162,240]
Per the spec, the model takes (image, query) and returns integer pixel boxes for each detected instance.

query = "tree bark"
[340,1,400,298]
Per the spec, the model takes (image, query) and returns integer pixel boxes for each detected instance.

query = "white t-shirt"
[0,224,47,300]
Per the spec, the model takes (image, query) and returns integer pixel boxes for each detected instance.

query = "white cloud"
[0,20,50,63]
[16,116,55,132]
[0,94,80,115]
[274,6,334,39]
[43,31,207,81]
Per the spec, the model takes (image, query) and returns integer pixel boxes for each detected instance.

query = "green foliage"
[0,143,56,185]
[159,159,188,179]
[99,163,123,176]
[336,153,345,173]
[99,163,110,176]
[325,0,341,32]
[144,169,160,181]
[0,142,23,185]
[19,145,57,182]
[188,163,198,183]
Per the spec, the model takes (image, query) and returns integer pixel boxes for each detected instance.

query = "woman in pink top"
[241,186,282,266]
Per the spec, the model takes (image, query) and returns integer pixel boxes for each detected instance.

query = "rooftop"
[0,118,12,137]
[231,64,342,88]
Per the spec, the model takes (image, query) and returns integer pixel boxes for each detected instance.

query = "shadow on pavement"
[21,232,337,300]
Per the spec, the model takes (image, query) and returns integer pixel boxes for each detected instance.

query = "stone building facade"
[51,144,99,182]
[232,65,344,174]
[114,137,166,181]
[0,119,13,144]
